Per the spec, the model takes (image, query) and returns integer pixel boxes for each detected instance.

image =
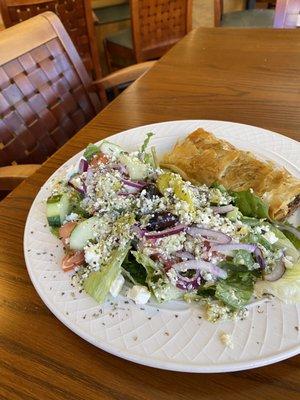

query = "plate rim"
[23,119,300,373]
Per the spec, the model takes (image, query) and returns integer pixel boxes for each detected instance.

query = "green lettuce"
[140,132,154,153]
[255,262,300,303]
[210,182,227,193]
[283,230,300,250]
[267,224,299,265]
[274,223,300,250]
[240,216,262,227]
[215,263,256,309]
[233,249,256,269]
[139,132,156,167]
[83,143,100,161]
[233,190,269,219]
[84,244,130,303]
[132,251,182,302]
[122,252,147,285]
[243,232,273,251]
[197,285,216,298]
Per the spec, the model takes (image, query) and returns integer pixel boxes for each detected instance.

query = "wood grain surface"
[1,27,300,400]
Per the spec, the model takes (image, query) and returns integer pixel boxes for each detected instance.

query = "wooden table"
[1,28,300,400]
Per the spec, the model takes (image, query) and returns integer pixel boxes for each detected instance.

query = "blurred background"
[0,0,277,73]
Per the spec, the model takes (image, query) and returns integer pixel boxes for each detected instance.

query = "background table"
[1,28,300,400]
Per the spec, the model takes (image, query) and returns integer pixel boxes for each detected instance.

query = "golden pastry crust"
[162,128,300,220]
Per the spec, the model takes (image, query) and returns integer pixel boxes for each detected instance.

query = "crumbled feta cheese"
[201,271,214,282]
[263,231,278,244]
[84,246,101,269]
[110,274,125,297]
[158,232,186,257]
[167,268,178,285]
[220,331,233,349]
[206,302,236,323]
[127,285,151,305]
[65,213,79,222]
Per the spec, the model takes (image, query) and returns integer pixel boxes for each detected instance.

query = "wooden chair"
[274,0,300,28]
[0,12,155,192]
[104,0,193,71]
[214,0,275,27]
[0,0,103,83]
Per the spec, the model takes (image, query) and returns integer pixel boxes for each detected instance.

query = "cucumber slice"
[100,141,124,158]
[46,194,71,227]
[118,153,148,180]
[69,216,99,250]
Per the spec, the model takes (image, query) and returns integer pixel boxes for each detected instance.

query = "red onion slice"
[78,158,88,173]
[144,224,186,239]
[173,260,228,279]
[174,251,195,260]
[211,243,257,254]
[212,243,267,270]
[176,270,202,291]
[131,225,147,237]
[211,205,235,214]
[121,178,147,189]
[264,258,285,281]
[68,174,86,195]
[275,223,300,240]
[177,269,201,283]
[187,226,231,244]
[107,163,127,174]
[118,191,134,196]
[254,247,266,269]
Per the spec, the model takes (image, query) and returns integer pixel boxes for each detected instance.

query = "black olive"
[131,238,139,250]
[147,212,179,231]
[144,183,162,199]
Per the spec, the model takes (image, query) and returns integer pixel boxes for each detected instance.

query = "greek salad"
[46,133,300,322]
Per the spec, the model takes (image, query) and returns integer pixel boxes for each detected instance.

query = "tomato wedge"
[90,152,109,167]
[62,251,85,271]
[59,221,77,239]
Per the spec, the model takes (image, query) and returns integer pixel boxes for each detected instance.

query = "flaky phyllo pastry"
[162,129,300,220]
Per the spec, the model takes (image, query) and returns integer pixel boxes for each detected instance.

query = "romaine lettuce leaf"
[243,232,273,251]
[197,285,216,298]
[138,133,157,167]
[210,182,227,193]
[240,216,262,227]
[132,251,182,302]
[274,223,300,250]
[122,252,147,285]
[254,262,300,303]
[131,251,160,273]
[140,132,154,153]
[233,190,269,219]
[282,230,300,250]
[83,244,130,303]
[215,263,256,309]
[83,143,100,162]
[267,224,299,265]
[233,249,256,269]
[215,278,254,309]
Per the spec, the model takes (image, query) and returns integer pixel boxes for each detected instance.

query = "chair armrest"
[95,61,156,90]
[0,164,41,191]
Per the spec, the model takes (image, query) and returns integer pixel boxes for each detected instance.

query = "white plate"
[24,120,300,373]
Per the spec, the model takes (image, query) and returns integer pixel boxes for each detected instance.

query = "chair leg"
[104,39,114,73]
